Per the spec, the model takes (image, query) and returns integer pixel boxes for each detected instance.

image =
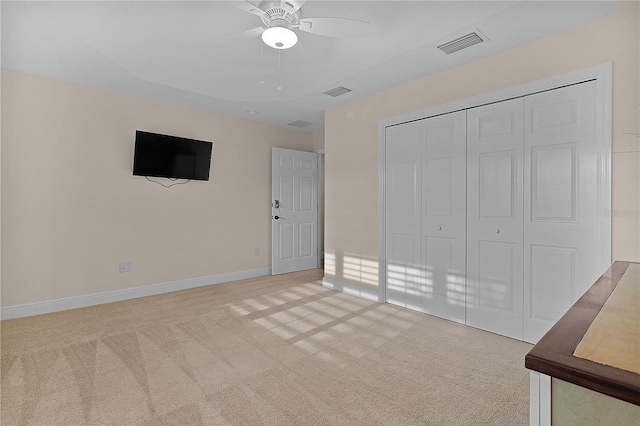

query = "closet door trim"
[377,62,612,304]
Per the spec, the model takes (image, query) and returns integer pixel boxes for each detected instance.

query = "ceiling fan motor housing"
[259,1,300,28]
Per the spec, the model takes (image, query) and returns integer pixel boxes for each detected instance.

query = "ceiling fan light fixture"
[261,27,298,49]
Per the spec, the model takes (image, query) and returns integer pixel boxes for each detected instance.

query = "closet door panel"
[467,98,524,340]
[387,233,423,310]
[425,158,453,216]
[529,245,575,322]
[477,241,515,309]
[421,111,466,323]
[385,122,423,309]
[524,80,603,343]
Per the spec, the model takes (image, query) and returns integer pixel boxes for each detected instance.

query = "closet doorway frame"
[377,62,613,304]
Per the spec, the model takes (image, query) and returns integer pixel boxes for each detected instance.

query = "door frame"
[377,62,613,303]
[315,148,325,266]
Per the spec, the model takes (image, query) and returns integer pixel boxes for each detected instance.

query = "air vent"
[438,32,484,55]
[323,86,352,98]
[287,120,313,128]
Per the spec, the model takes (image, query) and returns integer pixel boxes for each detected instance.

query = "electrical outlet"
[119,261,133,273]
[255,247,260,256]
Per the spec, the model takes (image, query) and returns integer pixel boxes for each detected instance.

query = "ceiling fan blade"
[281,0,307,13]
[298,17,371,39]
[214,27,265,48]
[284,38,307,61]
[232,1,266,18]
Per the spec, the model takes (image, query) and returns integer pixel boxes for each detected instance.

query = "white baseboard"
[322,277,380,302]
[0,267,271,320]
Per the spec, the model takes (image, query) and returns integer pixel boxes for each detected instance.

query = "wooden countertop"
[573,263,639,374]
[525,261,640,406]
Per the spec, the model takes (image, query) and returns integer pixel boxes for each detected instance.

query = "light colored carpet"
[1,269,532,425]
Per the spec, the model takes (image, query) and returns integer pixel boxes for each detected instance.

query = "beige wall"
[312,131,325,152]
[325,1,640,288]
[312,131,325,256]
[1,69,313,307]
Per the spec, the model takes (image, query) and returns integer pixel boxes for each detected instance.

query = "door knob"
[437,226,443,231]
[274,215,281,220]
[495,229,501,233]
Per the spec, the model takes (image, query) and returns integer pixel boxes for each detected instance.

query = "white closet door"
[523,81,602,343]
[467,98,525,340]
[420,111,467,323]
[385,121,423,310]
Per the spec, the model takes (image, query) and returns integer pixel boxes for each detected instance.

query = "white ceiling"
[2,1,615,132]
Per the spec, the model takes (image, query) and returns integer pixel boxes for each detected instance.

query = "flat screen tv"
[133,131,213,181]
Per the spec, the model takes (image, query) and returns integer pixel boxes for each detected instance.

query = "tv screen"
[133,131,212,181]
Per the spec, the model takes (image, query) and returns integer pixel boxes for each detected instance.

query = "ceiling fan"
[216,0,371,50]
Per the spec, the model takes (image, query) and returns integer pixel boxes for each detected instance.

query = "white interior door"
[385,121,423,310]
[384,111,466,323]
[523,81,603,343]
[420,111,467,323]
[466,98,525,340]
[271,148,318,275]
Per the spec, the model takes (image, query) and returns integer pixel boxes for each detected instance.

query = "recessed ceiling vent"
[438,32,484,55]
[287,120,313,128]
[323,86,352,98]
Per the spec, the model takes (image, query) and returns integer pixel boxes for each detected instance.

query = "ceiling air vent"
[323,86,352,98]
[287,120,313,128]
[438,32,484,55]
